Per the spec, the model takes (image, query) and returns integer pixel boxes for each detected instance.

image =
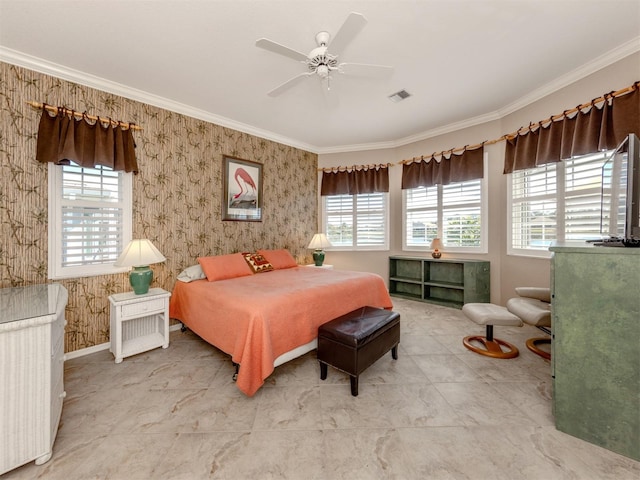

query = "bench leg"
[391,344,398,360]
[320,362,327,380]
[350,376,359,396]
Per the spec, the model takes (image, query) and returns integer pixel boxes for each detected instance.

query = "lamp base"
[312,250,325,267]
[431,251,442,259]
[130,266,153,294]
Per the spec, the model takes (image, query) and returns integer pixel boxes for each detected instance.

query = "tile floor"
[5,298,639,479]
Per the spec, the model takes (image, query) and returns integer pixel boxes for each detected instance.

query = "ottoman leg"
[320,362,327,380]
[350,375,359,396]
[391,344,398,360]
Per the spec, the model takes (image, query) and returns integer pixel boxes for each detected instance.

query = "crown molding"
[359,36,640,154]
[496,36,640,118]
[3,37,638,157]
[317,139,398,154]
[392,111,503,149]
[0,46,318,154]
[318,109,503,154]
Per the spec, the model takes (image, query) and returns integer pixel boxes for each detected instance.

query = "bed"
[169,262,393,396]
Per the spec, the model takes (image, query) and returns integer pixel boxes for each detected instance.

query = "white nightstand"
[305,264,334,269]
[109,288,171,363]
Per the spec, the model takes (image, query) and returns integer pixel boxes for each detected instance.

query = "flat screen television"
[598,133,640,247]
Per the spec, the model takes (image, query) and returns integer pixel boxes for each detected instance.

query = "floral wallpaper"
[0,62,318,353]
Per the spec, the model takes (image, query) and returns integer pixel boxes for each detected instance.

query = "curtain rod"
[27,101,143,131]
[399,81,639,165]
[318,162,393,173]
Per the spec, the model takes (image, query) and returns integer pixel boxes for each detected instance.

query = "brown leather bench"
[317,306,400,396]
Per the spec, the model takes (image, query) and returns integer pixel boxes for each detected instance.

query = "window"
[509,150,610,255]
[323,192,388,249]
[403,155,487,253]
[442,181,484,247]
[48,162,132,279]
[403,179,485,251]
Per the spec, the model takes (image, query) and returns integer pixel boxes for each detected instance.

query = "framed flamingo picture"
[222,155,263,221]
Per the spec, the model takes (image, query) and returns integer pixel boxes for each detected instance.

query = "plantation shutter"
[59,163,126,267]
[442,179,482,247]
[355,193,386,246]
[405,186,438,246]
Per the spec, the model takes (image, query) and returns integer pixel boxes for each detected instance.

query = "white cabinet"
[0,284,68,475]
[109,288,171,363]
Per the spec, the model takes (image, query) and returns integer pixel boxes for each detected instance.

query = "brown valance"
[36,106,138,173]
[401,146,484,189]
[504,84,640,173]
[321,165,389,195]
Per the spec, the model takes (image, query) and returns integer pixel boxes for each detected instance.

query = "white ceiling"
[1,1,639,154]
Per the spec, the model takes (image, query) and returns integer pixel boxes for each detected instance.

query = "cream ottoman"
[462,303,523,359]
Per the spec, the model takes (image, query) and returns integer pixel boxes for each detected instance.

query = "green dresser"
[550,243,640,461]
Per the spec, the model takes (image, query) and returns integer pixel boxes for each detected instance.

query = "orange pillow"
[198,253,253,281]
[257,249,298,269]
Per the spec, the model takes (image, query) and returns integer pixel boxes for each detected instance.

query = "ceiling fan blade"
[256,38,308,62]
[267,72,314,97]
[329,12,367,55]
[338,63,394,78]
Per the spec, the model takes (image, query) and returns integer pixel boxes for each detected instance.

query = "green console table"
[550,242,640,461]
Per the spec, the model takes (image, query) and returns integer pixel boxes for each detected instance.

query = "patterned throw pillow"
[243,252,274,273]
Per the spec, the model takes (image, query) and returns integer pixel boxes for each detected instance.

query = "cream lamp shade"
[114,239,166,294]
[430,238,443,259]
[308,233,332,267]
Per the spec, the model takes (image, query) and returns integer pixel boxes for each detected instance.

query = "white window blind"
[510,163,557,250]
[564,153,610,240]
[601,152,628,237]
[442,180,482,247]
[49,162,132,279]
[404,186,438,247]
[323,192,388,249]
[356,193,386,246]
[403,178,485,252]
[509,151,612,253]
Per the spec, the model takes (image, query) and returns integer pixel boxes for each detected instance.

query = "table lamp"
[430,238,443,259]
[308,233,332,267]
[114,239,166,294]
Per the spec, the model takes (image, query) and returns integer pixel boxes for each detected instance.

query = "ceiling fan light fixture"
[316,65,329,78]
[388,89,412,103]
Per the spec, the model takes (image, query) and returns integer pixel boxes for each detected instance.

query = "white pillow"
[177,264,206,283]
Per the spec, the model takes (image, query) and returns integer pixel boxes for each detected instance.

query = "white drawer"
[51,345,64,386]
[51,315,65,353]
[52,325,64,359]
[50,377,65,437]
[52,376,65,406]
[120,298,165,318]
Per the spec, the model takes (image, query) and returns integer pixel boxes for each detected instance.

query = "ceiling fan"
[255,12,394,97]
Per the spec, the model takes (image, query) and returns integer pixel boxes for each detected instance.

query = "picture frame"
[222,155,263,222]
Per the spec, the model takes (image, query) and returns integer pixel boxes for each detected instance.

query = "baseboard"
[64,323,183,361]
[64,342,109,360]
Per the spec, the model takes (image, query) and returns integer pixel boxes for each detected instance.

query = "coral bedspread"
[169,267,392,396]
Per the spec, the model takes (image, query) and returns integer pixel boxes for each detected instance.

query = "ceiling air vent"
[388,89,411,103]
